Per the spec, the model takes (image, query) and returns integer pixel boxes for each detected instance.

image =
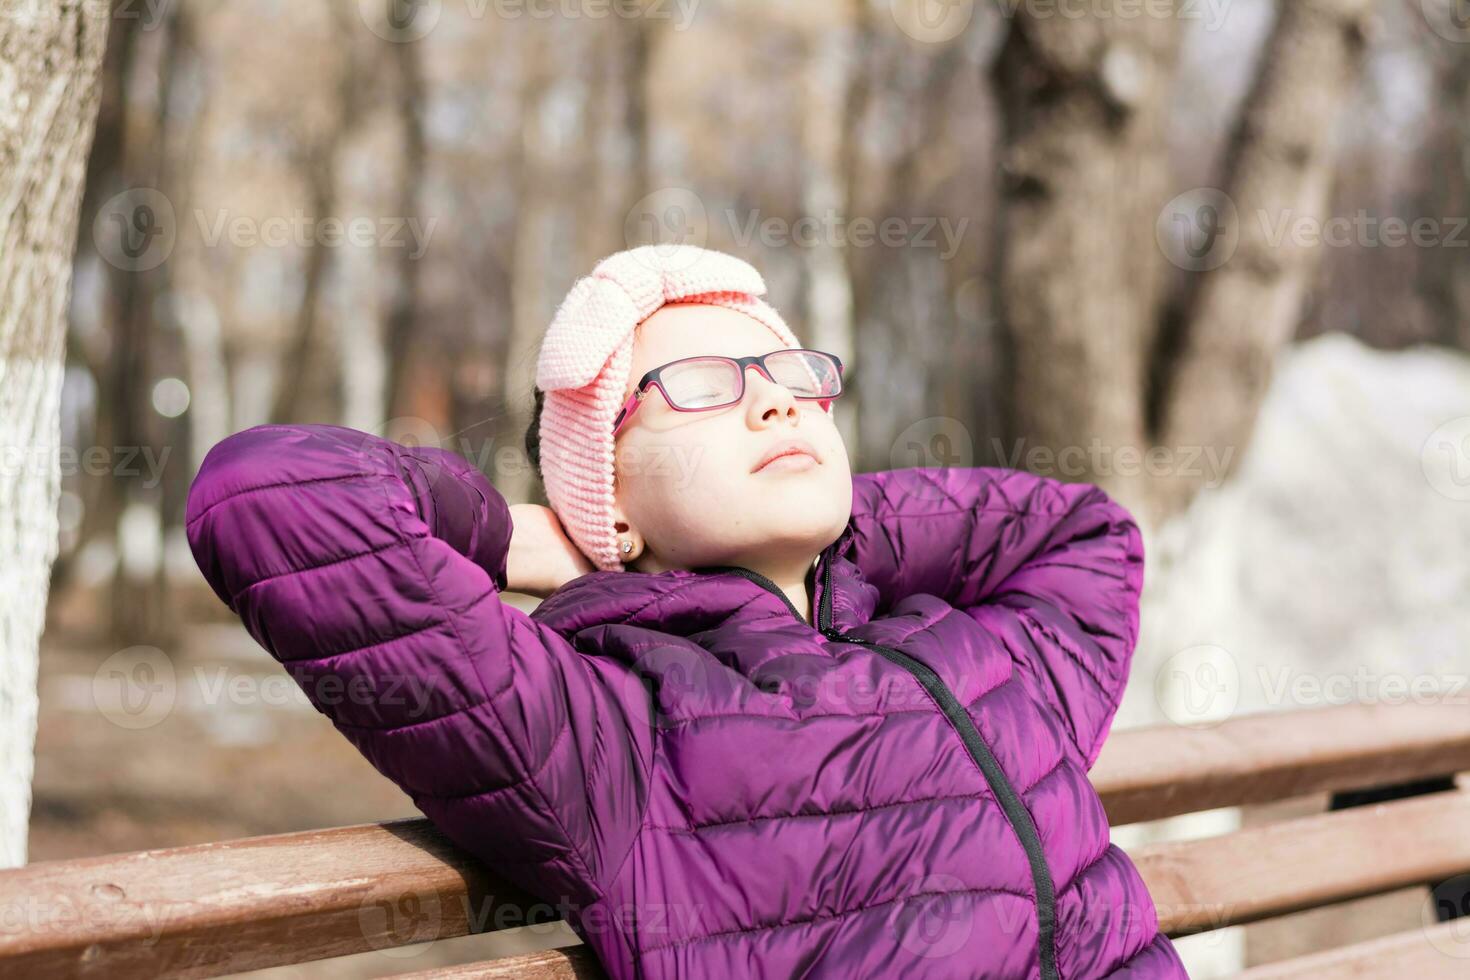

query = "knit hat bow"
[535,245,771,392]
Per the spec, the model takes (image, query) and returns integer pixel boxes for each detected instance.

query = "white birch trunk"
[0,0,109,868]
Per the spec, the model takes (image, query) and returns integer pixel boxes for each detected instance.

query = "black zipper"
[694,544,1061,980]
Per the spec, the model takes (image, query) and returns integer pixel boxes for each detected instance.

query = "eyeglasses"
[612,348,844,437]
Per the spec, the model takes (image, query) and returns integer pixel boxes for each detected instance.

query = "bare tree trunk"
[1151,0,1371,516]
[992,6,1181,511]
[270,7,365,427]
[994,0,1372,524]
[864,34,970,469]
[800,13,859,454]
[0,0,109,868]
[383,19,427,424]
[50,0,135,596]
[576,15,653,271]
[503,27,562,505]
[1414,43,1470,353]
[268,150,342,425]
[623,11,653,211]
[99,4,190,647]
[833,0,875,404]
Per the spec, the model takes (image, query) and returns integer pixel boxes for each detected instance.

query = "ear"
[612,504,643,562]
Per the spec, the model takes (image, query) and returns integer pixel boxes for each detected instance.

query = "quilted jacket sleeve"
[184,423,646,900]
[847,466,1144,770]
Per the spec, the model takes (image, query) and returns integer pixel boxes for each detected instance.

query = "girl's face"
[612,303,853,572]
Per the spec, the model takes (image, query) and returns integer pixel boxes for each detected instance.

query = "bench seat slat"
[1140,788,1470,935]
[1232,919,1470,978]
[388,946,604,978]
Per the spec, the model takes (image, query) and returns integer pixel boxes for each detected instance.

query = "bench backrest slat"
[0,820,545,979]
[1092,700,1470,824]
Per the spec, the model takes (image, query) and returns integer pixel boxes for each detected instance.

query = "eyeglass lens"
[660,351,840,410]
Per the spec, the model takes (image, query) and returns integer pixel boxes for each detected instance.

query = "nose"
[744,366,801,428]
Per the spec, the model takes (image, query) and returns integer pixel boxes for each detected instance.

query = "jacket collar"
[531,518,872,638]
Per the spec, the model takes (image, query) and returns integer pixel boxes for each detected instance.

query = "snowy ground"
[1115,332,1470,975]
[1125,331,1470,732]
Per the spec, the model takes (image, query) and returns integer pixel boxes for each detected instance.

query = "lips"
[752,438,821,473]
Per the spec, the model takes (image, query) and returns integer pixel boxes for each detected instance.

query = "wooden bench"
[4,700,1469,978]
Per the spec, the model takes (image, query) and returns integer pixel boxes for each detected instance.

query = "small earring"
[621,540,633,555]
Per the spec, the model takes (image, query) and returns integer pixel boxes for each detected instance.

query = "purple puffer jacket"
[185,423,1188,979]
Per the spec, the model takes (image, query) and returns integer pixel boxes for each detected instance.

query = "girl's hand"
[506,504,598,598]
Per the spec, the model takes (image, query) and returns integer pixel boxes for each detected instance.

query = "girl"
[186,245,1188,978]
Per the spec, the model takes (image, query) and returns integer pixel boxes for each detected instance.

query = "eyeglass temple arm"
[611,388,646,437]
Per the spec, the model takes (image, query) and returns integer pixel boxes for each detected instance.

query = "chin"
[759,498,849,541]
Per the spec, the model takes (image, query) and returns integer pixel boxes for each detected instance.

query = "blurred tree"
[382,8,428,424]
[994,0,1374,523]
[798,4,863,453]
[269,3,364,425]
[0,1,109,866]
[1152,0,1376,516]
[994,6,1180,515]
[503,24,563,508]
[850,20,984,471]
[1412,17,1470,352]
[76,1,196,646]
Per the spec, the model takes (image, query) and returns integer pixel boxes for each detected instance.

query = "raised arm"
[185,423,648,899]
[847,467,1145,769]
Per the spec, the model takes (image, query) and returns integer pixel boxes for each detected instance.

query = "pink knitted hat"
[534,244,812,572]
